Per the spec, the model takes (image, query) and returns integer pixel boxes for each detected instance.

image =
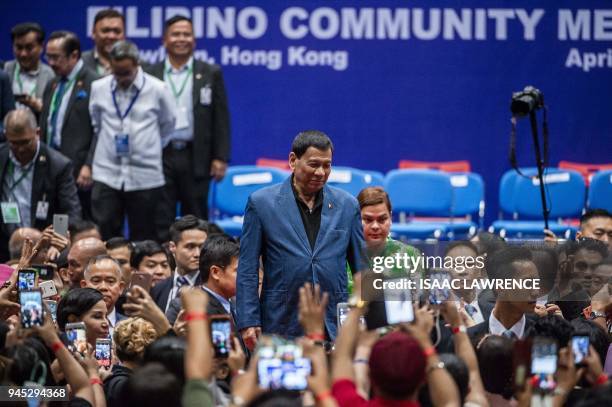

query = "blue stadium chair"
[384,169,453,240]
[209,166,289,236]
[362,170,385,187]
[491,168,585,238]
[446,173,485,237]
[588,170,612,212]
[327,166,372,196]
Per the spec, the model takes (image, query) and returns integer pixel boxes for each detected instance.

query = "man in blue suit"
[236,130,366,347]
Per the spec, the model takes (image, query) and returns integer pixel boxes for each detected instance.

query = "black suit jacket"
[0,143,82,261]
[146,59,231,178]
[39,66,99,178]
[151,272,204,313]
[165,287,228,325]
[468,313,537,346]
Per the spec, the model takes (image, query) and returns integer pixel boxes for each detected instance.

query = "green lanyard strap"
[6,160,34,193]
[14,64,38,96]
[167,64,193,99]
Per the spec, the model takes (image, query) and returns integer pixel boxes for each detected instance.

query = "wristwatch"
[589,311,606,321]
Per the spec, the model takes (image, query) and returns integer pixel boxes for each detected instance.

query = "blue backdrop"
[1,1,611,226]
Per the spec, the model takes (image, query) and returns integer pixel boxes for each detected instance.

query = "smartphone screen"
[428,270,452,305]
[18,269,37,291]
[210,317,232,358]
[20,290,44,328]
[572,335,589,365]
[257,342,311,390]
[32,264,54,281]
[65,323,87,354]
[531,338,558,375]
[44,300,57,322]
[384,279,414,324]
[53,214,69,237]
[95,339,112,368]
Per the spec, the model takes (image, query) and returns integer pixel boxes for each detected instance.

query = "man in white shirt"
[89,40,176,241]
[468,246,540,341]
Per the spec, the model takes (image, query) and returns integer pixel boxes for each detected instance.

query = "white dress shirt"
[48,59,83,147]
[489,311,526,339]
[107,308,117,337]
[165,269,200,312]
[163,57,194,145]
[465,298,485,324]
[89,67,176,191]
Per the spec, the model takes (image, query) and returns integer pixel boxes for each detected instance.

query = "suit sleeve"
[236,196,263,330]
[38,81,53,142]
[57,159,82,221]
[211,67,230,162]
[165,297,182,325]
[87,82,101,166]
[346,199,367,275]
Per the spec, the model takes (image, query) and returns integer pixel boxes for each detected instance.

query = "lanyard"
[48,76,76,120]
[167,64,192,99]
[14,64,37,96]
[112,77,144,123]
[6,159,34,193]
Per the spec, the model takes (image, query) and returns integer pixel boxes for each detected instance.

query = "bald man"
[81,254,126,333]
[0,109,81,262]
[63,237,106,289]
[8,227,42,261]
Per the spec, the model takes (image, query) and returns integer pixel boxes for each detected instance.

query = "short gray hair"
[3,109,37,135]
[84,254,122,280]
[109,40,140,64]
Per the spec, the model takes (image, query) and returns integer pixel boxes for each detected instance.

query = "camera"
[510,86,544,116]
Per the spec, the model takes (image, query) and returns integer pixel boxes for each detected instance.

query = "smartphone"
[130,272,152,292]
[39,280,58,299]
[513,339,532,390]
[65,322,87,354]
[20,290,44,328]
[18,269,38,291]
[257,338,311,390]
[383,279,414,325]
[337,302,350,327]
[53,214,69,237]
[428,269,452,305]
[210,315,232,358]
[571,333,590,366]
[14,93,27,102]
[531,337,558,375]
[32,264,55,281]
[44,299,58,322]
[95,338,112,368]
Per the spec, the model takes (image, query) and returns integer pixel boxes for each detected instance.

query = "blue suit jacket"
[236,177,366,339]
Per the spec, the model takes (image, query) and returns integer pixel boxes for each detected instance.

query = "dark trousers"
[156,144,209,242]
[92,181,161,241]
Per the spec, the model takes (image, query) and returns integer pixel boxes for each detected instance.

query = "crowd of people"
[1,8,612,407]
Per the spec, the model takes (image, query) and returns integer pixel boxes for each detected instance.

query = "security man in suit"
[0,109,81,262]
[147,16,230,242]
[236,131,366,346]
[40,31,98,218]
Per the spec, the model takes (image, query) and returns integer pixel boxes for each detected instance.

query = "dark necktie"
[502,330,517,340]
[49,77,68,148]
[464,303,478,318]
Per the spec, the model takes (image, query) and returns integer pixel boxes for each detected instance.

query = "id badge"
[200,86,212,106]
[175,106,189,130]
[35,201,49,220]
[114,134,130,157]
[1,201,21,224]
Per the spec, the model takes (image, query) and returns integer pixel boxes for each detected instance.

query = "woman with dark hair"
[57,288,109,346]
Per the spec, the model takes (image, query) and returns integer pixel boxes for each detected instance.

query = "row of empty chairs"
[208,162,612,240]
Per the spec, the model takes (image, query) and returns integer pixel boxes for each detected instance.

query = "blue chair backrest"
[450,172,484,216]
[327,166,371,196]
[384,169,453,216]
[588,170,612,212]
[513,168,585,218]
[362,170,385,187]
[212,166,289,217]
